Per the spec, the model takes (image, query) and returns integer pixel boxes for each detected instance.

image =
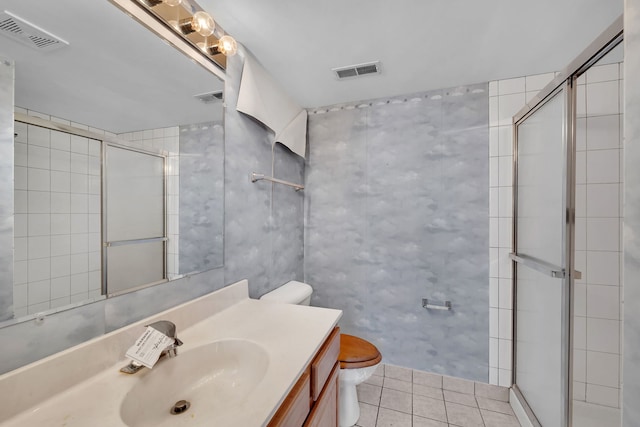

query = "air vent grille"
[0,11,69,52]
[356,64,378,75]
[29,35,59,49]
[336,68,357,79]
[333,61,381,80]
[194,90,223,103]
[0,17,22,35]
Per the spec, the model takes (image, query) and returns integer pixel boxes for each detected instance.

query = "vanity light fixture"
[178,11,215,37]
[141,0,182,7]
[131,0,238,69]
[201,35,237,57]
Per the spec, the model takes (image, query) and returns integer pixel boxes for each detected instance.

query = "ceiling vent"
[194,90,223,103]
[332,61,381,80]
[0,11,69,52]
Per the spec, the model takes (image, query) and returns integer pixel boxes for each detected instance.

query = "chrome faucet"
[120,320,183,374]
[147,320,184,358]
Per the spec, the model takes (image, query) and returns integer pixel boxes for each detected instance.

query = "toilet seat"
[339,334,382,369]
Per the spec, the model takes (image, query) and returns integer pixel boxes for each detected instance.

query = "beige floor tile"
[444,390,478,407]
[358,383,382,406]
[413,383,444,400]
[446,401,484,427]
[481,409,521,426]
[413,394,447,422]
[443,376,475,395]
[383,377,412,393]
[355,402,379,427]
[475,382,510,402]
[476,397,514,415]
[380,387,412,414]
[366,374,384,387]
[413,370,443,388]
[376,408,412,427]
[385,364,413,382]
[359,364,520,427]
[413,415,448,427]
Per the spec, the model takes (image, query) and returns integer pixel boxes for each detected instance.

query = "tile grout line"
[410,369,413,424]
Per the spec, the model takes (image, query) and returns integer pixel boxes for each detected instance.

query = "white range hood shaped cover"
[237,52,307,158]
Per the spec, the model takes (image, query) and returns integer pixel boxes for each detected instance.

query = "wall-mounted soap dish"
[422,299,452,311]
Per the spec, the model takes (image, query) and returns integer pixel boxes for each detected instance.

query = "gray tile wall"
[624,2,640,425]
[305,86,489,381]
[223,50,305,298]
[179,121,225,273]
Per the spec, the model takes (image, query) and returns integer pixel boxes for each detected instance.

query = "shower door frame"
[102,142,169,297]
[511,74,573,427]
[509,16,623,427]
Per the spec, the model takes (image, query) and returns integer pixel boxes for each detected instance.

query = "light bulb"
[217,35,237,56]
[191,11,215,37]
[163,0,182,6]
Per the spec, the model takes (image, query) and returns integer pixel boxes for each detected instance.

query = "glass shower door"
[512,86,572,427]
[104,145,166,295]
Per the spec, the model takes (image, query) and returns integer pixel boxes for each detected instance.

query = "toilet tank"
[259,281,313,305]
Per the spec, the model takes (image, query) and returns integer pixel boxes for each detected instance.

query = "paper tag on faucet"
[125,326,174,369]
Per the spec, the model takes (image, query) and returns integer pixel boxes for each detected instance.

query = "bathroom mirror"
[0,0,225,323]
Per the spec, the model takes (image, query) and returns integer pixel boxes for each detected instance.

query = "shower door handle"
[509,253,582,280]
[104,236,168,247]
[509,253,565,278]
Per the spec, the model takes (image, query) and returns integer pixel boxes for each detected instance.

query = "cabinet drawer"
[311,327,340,401]
[268,367,311,427]
[304,362,339,427]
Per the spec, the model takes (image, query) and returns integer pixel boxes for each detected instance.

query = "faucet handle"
[146,320,178,338]
[164,338,183,358]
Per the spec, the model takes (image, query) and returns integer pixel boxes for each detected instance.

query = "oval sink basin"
[120,339,269,427]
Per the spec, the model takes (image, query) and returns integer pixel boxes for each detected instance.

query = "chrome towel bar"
[250,172,304,191]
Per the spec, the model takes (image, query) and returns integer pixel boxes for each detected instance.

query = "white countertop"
[0,281,342,427]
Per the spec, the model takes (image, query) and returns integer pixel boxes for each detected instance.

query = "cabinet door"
[311,328,340,401]
[268,368,311,427]
[304,363,339,427]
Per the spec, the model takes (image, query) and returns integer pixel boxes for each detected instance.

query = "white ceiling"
[202,0,623,108]
[0,0,223,134]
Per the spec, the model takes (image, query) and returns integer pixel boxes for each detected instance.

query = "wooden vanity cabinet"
[268,327,340,427]
[304,363,339,427]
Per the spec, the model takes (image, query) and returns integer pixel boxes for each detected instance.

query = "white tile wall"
[13,109,182,315]
[12,110,103,315]
[488,63,623,406]
[574,62,623,409]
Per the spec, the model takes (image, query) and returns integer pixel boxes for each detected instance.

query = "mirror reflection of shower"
[0,0,225,326]
[572,41,624,427]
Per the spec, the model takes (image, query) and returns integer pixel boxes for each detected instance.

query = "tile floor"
[354,364,521,427]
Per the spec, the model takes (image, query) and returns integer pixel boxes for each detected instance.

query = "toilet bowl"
[338,334,381,427]
[260,281,382,427]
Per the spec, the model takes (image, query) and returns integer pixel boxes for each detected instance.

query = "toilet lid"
[339,334,381,368]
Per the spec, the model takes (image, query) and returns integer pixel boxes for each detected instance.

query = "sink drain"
[170,400,191,415]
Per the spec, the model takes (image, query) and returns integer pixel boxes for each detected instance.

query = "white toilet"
[260,281,381,427]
